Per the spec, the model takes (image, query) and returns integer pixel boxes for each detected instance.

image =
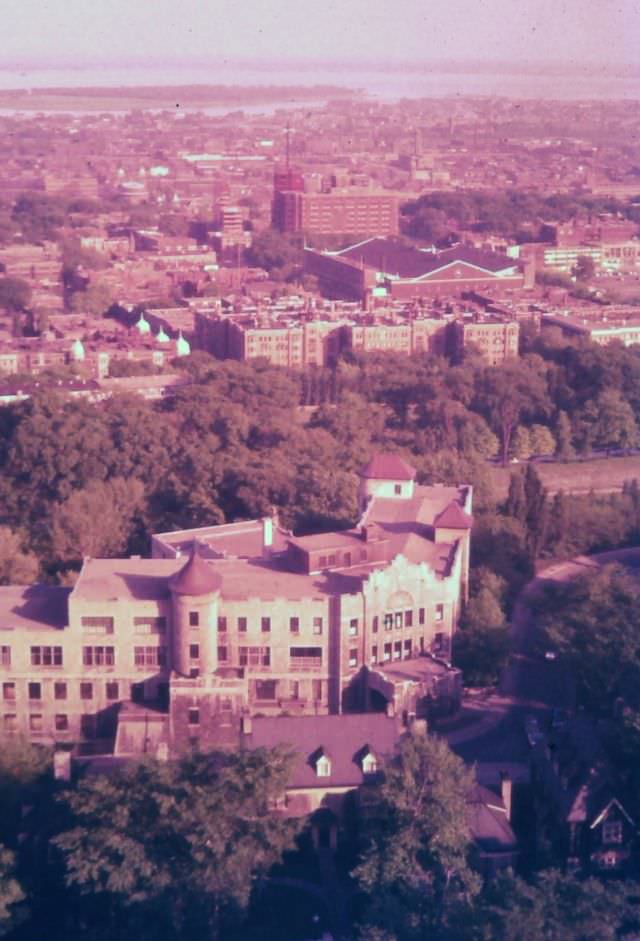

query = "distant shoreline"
[0,83,359,113]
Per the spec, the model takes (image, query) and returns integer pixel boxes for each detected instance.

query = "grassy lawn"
[489,455,640,499]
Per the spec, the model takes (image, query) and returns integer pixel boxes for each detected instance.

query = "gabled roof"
[168,547,222,596]
[246,714,399,789]
[332,237,518,280]
[434,501,473,530]
[360,453,416,481]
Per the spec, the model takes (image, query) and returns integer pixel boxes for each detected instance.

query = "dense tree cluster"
[401,189,639,243]
[0,331,639,591]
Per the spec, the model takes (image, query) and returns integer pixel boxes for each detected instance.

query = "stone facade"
[0,455,470,755]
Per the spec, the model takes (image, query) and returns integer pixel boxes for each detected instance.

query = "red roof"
[169,548,222,596]
[434,501,473,530]
[360,454,416,481]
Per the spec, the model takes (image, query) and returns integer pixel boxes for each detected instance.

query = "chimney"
[262,516,273,549]
[500,771,512,822]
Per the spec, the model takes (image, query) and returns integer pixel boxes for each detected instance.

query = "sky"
[3,0,639,73]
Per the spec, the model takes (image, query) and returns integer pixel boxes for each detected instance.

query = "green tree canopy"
[353,728,479,940]
[53,748,300,941]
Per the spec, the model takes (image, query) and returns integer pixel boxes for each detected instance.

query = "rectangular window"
[189,644,200,661]
[419,608,425,625]
[188,707,199,725]
[255,679,277,700]
[405,610,413,627]
[28,682,41,701]
[30,646,63,667]
[261,617,271,633]
[189,611,199,627]
[239,646,271,668]
[349,648,358,668]
[394,641,402,660]
[312,617,323,636]
[404,639,412,658]
[217,645,228,662]
[384,614,393,631]
[80,682,93,701]
[395,613,403,629]
[349,619,358,637]
[54,681,67,700]
[82,646,115,667]
[312,679,322,701]
[218,617,227,633]
[133,616,166,634]
[29,714,43,732]
[435,604,444,622]
[81,616,114,634]
[2,682,15,701]
[238,617,247,633]
[318,555,327,568]
[289,646,323,670]
[383,643,392,662]
[54,714,69,732]
[106,681,119,701]
[289,616,300,634]
[371,645,378,664]
[0,646,10,667]
[134,646,167,668]
[3,714,16,732]
[603,821,623,845]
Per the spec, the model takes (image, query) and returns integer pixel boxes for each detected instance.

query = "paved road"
[442,547,640,763]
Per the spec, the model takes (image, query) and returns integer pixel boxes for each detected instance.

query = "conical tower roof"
[135,312,151,334]
[169,546,222,596]
[176,330,191,356]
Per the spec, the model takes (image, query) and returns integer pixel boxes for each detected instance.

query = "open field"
[0,83,355,112]
[488,455,640,500]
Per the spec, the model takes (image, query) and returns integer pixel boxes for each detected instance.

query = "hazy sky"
[4,0,638,71]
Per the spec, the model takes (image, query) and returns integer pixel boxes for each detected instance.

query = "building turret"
[358,453,416,514]
[156,326,170,343]
[169,547,222,676]
[135,312,151,335]
[70,337,85,361]
[176,331,191,356]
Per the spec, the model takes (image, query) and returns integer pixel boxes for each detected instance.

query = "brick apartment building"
[0,455,470,755]
[272,190,399,238]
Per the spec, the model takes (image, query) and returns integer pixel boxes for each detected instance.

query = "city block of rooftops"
[0,454,471,758]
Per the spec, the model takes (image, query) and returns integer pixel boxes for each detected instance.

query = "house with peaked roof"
[530,717,637,874]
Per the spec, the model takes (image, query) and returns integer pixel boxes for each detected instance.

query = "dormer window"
[362,752,378,775]
[316,753,331,777]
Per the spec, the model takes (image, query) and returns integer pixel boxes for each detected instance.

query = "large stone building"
[0,455,470,755]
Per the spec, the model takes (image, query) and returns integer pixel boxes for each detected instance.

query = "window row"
[80,616,166,634]
[371,605,444,633]
[217,616,323,635]
[3,680,122,701]
[22,646,166,670]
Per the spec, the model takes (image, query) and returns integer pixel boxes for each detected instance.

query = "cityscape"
[1,1,640,939]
